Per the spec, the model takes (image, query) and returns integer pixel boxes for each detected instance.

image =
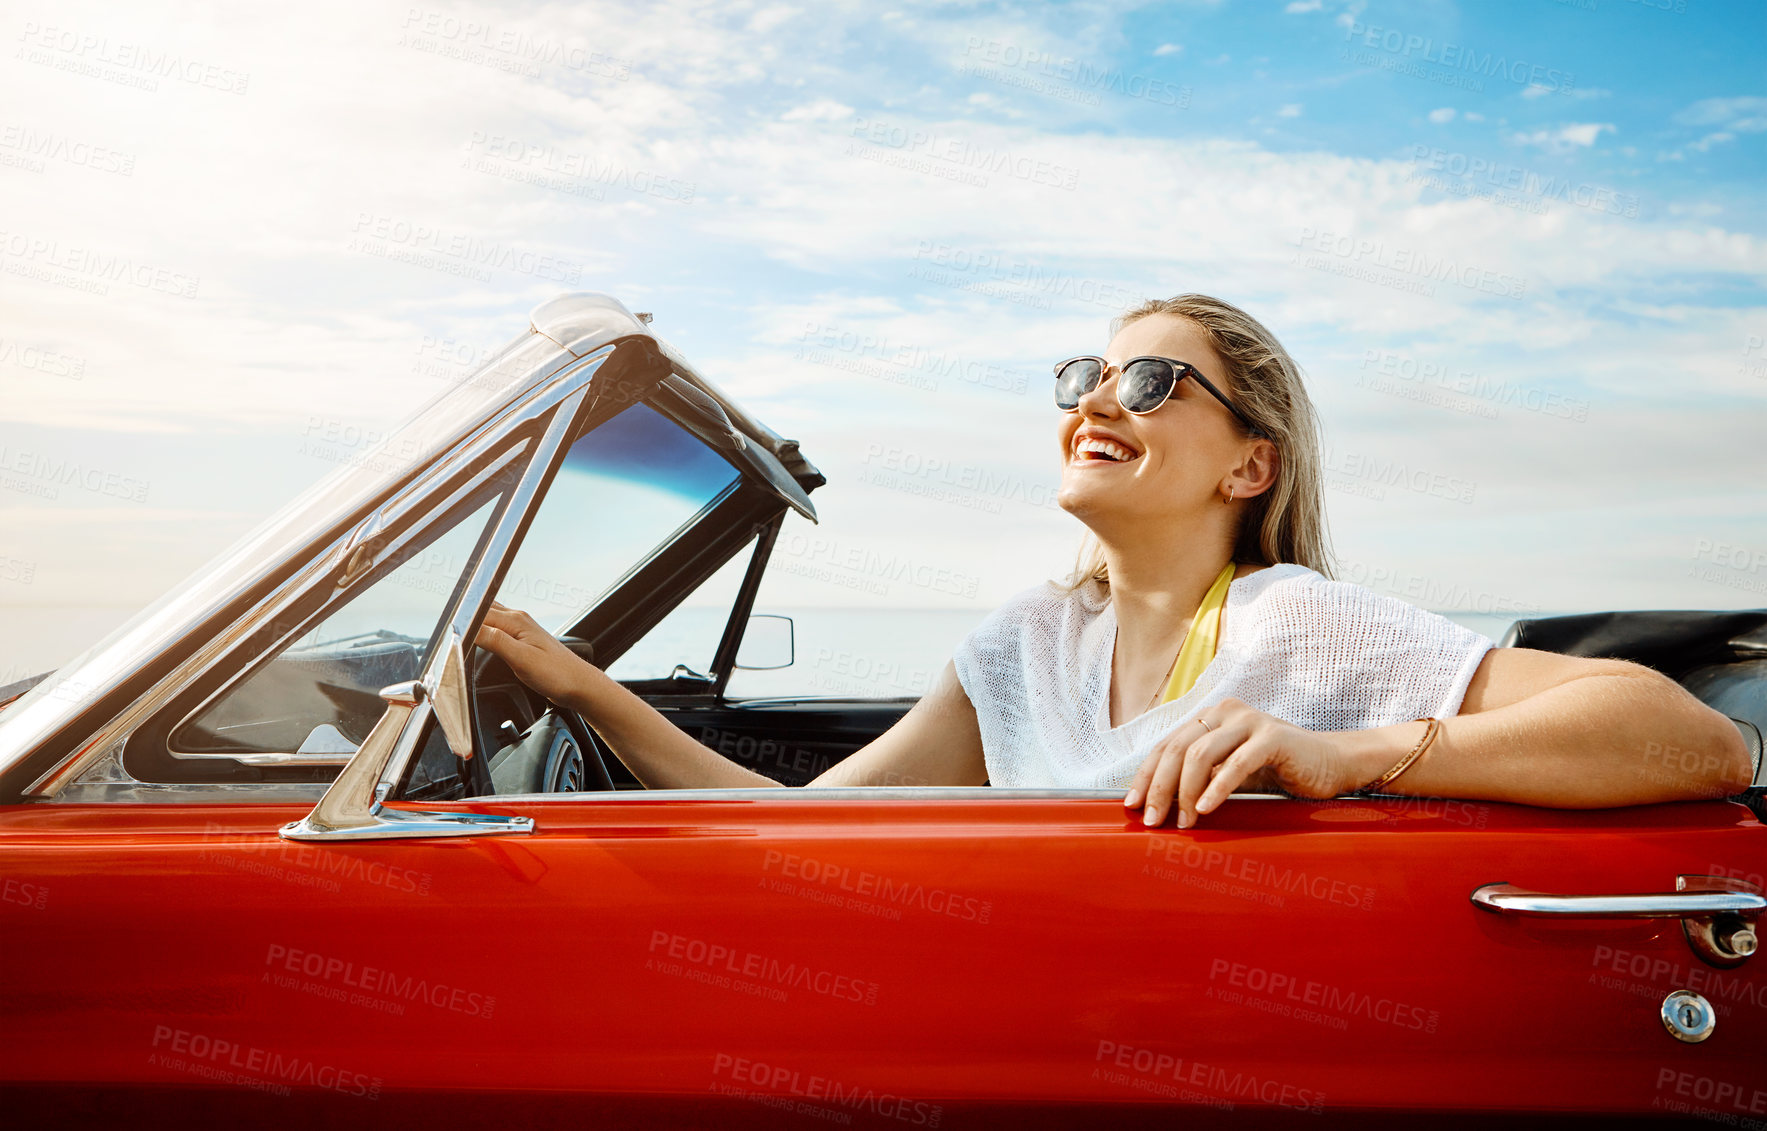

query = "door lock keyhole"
[1662,990,1715,1044]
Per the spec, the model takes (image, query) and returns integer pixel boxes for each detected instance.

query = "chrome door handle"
[1472,876,1762,968]
[1471,882,1766,918]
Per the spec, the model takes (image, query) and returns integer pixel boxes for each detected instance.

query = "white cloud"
[1511,122,1615,150]
[1463,111,1485,123]
[964,91,1023,117]
[1658,97,1767,159]
[1688,131,1736,153]
[1675,96,1767,131]
[1153,43,1182,56]
[1277,103,1303,118]
[1557,122,1613,147]
[747,5,797,34]
[1284,0,1324,12]
[1427,108,1455,124]
[782,99,854,122]
[1520,83,1554,100]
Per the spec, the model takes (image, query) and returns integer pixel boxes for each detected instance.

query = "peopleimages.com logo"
[1342,20,1574,92]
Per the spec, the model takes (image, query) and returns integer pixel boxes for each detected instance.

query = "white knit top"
[950,563,1495,789]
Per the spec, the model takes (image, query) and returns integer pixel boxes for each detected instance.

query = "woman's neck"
[1099,528,1238,726]
[1104,533,1236,642]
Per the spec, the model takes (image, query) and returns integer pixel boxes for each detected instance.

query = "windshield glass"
[170,494,506,757]
[497,402,744,630]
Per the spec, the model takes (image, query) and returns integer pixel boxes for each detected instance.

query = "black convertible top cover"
[1499,609,1767,679]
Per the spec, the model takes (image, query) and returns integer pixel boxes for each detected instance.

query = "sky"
[1,0,1764,675]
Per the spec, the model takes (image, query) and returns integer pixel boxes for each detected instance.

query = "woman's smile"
[1068,427,1143,467]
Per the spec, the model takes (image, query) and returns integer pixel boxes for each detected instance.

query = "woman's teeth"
[1074,437,1137,462]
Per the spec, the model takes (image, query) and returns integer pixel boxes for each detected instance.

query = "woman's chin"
[1057,476,1181,531]
[1056,478,1116,521]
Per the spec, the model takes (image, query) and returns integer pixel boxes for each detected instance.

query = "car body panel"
[2,793,1762,1119]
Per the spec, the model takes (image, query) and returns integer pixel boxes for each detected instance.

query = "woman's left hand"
[1123,698,1358,827]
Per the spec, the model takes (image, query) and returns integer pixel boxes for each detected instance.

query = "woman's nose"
[1075,364,1121,416]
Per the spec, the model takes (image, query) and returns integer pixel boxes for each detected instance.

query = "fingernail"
[1124,789,1140,807]
[1142,809,1158,827]
[1176,811,1191,829]
[1197,799,1213,814]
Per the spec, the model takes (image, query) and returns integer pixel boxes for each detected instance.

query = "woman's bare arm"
[1341,647,1755,806]
[805,661,988,788]
[1131,647,1753,829]
[475,604,987,790]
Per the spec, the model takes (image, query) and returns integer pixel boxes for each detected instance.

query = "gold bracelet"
[1355,717,1440,796]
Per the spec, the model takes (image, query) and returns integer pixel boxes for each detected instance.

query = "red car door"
[8,789,1758,1125]
[462,790,1766,1121]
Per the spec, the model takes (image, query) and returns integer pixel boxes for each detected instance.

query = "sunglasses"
[1053,355,1265,437]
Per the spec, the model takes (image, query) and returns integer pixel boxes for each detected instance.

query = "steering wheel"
[483,703,617,794]
[545,704,617,792]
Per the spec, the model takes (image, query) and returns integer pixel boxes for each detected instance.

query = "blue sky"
[1,0,1764,672]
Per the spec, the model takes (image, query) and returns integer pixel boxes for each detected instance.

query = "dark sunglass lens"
[1054,358,1102,409]
[1121,359,1176,413]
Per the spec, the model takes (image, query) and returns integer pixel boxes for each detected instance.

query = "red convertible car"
[1,293,1763,1127]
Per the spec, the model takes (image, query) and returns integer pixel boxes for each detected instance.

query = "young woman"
[477,294,1752,826]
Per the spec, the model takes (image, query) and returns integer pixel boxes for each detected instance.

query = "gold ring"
[1195,718,1214,732]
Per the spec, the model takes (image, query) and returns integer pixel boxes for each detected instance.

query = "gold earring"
[1224,485,1234,504]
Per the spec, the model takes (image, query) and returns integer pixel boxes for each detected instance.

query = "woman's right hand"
[475,601,779,791]
[473,602,595,707]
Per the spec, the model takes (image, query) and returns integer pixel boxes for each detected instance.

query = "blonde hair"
[1063,293,1334,588]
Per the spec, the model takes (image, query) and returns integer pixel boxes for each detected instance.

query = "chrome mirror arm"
[281,681,444,839]
[427,632,474,759]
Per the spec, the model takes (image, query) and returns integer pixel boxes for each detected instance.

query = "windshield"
[497,402,744,630]
[169,492,507,758]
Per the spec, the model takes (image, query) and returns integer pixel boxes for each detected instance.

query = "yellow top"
[1158,559,1237,703]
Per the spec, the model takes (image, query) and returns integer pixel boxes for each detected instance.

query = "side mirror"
[734,614,794,671]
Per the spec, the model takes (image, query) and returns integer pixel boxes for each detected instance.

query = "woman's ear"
[1229,438,1280,500]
